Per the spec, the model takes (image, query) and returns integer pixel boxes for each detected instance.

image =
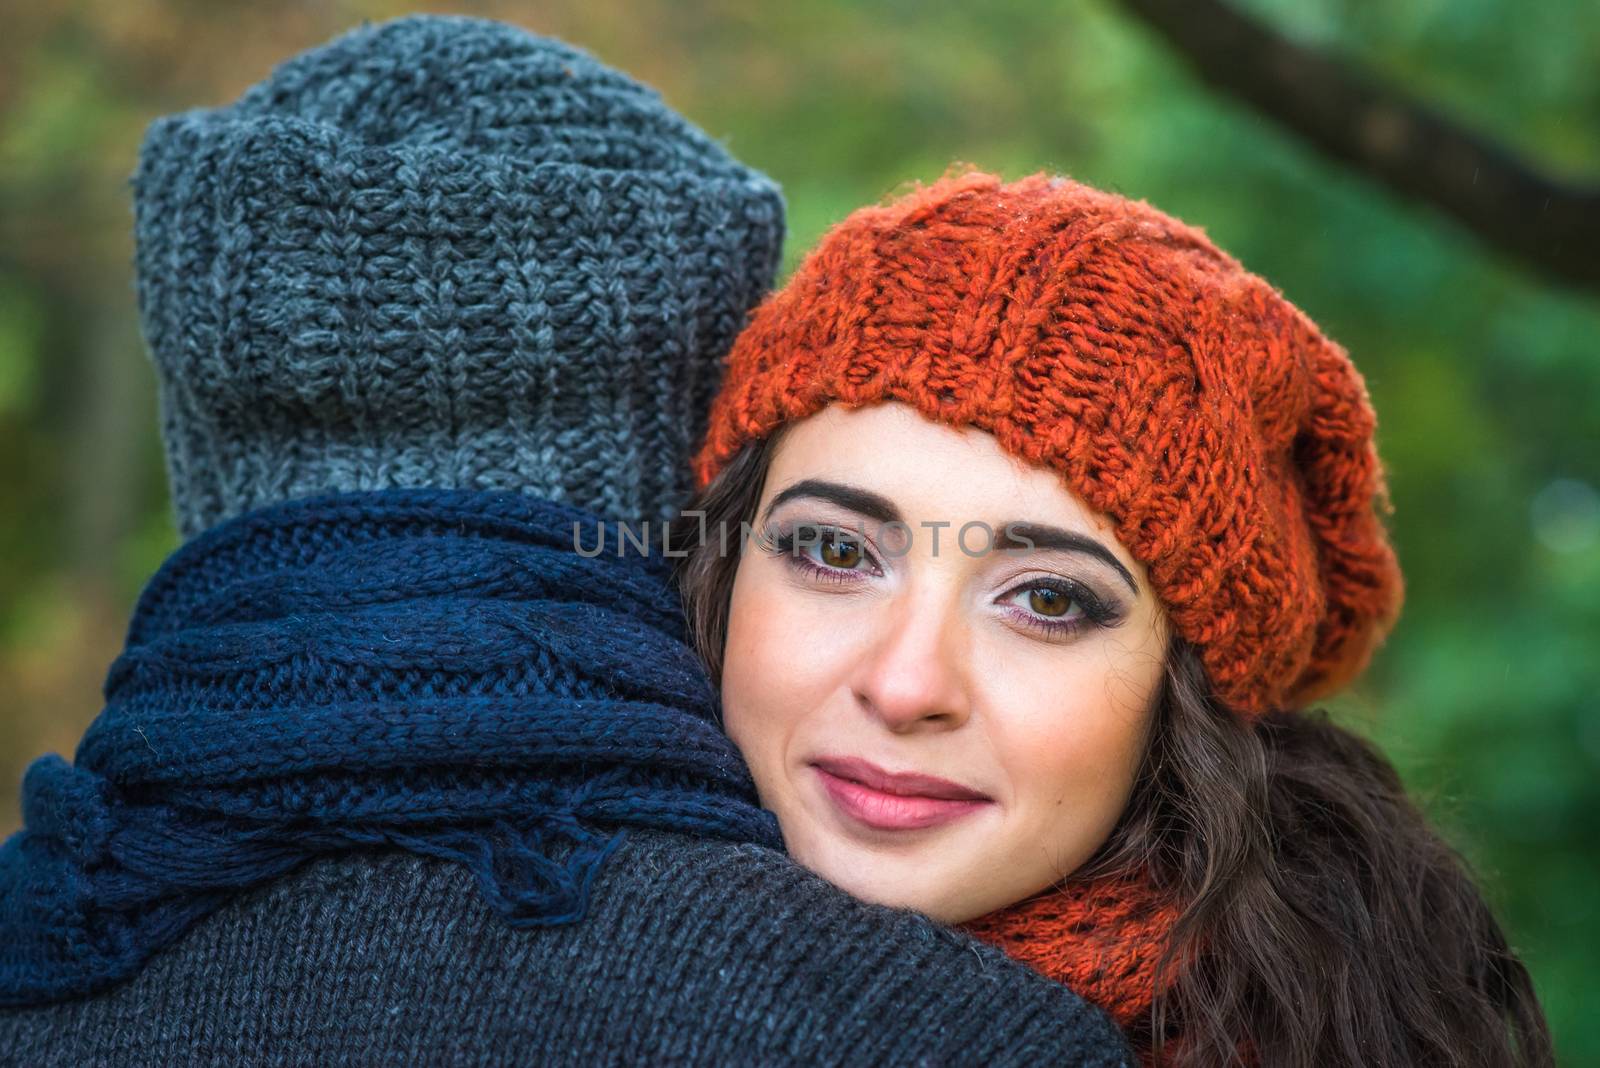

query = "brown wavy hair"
[668,429,1553,1068]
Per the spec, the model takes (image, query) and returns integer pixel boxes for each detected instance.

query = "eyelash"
[761,525,1123,640]
[766,527,880,586]
[1002,581,1113,640]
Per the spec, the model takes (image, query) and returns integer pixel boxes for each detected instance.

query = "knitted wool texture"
[692,169,1404,719]
[0,838,1136,1066]
[958,880,1182,1045]
[134,14,784,540]
[0,488,781,1007]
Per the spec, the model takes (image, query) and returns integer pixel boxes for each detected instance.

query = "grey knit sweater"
[0,829,1132,1066]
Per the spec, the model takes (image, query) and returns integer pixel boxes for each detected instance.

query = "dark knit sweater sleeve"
[0,829,1132,1067]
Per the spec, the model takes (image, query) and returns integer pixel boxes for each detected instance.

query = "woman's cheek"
[734,563,866,705]
[983,639,1153,846]
[720,567,779,755]
[723,564,838,762]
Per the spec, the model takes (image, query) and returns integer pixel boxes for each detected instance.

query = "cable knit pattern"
[0,488,781,1008]
[692,169,1404,720]
[133,14,785,539]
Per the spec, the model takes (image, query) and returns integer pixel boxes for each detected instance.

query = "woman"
[674,169,1552,1066]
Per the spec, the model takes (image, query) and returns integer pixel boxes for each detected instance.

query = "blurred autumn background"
[2,0,1597,1058]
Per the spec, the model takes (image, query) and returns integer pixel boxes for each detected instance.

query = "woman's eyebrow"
[761,479,900,526]
[758,480,1140,598]
[995,522,1140,597]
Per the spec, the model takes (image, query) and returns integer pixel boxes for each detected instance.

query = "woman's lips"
[810,759,993,832]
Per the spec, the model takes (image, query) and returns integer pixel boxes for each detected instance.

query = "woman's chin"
[787,830,985,924]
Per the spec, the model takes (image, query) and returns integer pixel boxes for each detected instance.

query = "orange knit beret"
[691,169,1405,719]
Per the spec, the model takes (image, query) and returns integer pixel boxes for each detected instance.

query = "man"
[0,17,1130,1066]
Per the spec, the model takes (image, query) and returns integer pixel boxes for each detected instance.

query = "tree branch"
[1116,0,1600,291]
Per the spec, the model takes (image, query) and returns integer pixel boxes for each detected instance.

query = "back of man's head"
[131,14,785,540]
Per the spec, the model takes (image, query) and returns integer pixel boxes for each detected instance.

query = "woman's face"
[719,401,1169,923]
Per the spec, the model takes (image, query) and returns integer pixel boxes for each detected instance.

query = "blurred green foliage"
[1,0,1595,1058]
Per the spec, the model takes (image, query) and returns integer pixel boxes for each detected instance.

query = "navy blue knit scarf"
[0,489,781,1007]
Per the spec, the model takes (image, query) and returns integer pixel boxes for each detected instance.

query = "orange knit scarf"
[958,875,1185,1064]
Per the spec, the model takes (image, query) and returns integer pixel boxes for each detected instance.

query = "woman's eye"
[817,534,864,570]
[762,525,880,585]
[1014,585,1082,620]
[998,578,1122,641]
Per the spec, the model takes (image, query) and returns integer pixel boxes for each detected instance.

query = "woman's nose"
[848,591,972,733]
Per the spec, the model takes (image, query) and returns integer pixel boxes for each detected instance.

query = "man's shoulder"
[1,832,1132,1067]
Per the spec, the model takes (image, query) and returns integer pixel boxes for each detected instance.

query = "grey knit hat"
[131,14,784,540]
